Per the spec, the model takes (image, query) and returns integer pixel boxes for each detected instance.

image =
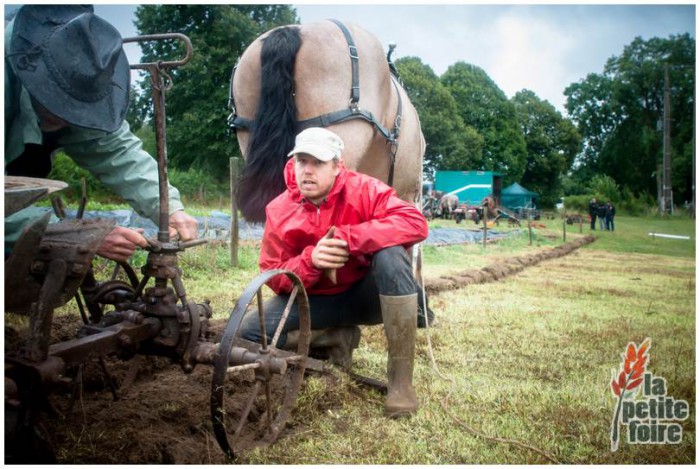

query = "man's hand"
[169,210,198,241]
[97,226,149,262]
[312,227,349,283]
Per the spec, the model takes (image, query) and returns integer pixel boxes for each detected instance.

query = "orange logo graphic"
[609,338,689,451]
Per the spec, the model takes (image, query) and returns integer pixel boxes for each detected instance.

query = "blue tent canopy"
[501,182,539,210]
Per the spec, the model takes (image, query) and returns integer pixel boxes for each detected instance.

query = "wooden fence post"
[528,219,533,246]
[482,211,488,248]
[563,218,567,242]
[230,157,241,267]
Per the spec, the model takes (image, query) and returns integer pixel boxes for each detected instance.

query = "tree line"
[127,5,695,211]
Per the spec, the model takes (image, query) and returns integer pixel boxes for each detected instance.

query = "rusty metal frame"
[123,33,193,242]
[3,32,387,463]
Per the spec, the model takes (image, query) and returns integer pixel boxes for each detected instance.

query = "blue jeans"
[239,246,422,348]
[606,216,615,231]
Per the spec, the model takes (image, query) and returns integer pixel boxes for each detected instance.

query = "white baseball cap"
[287,127,344,162]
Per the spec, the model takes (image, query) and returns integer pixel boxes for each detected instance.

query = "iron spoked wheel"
[211,270,311,460]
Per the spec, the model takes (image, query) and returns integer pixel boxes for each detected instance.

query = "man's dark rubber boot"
[380,294,418,418]
[285,327,361,370]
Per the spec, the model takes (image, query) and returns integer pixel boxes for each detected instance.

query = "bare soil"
[11,316,314,464]
[7,236,594,464]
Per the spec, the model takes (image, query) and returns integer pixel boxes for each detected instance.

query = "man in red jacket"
[239,127,429,418]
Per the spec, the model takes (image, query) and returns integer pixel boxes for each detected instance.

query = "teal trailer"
[434,171,502,205]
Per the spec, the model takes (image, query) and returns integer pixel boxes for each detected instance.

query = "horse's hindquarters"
[391,85,424,204]
[231,20,425,219]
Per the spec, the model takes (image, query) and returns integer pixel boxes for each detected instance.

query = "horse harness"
[228,19,404,186]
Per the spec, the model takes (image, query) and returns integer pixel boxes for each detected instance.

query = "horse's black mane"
[236,26,302,223]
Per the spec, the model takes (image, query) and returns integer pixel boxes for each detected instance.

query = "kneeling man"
[240,127,429,417]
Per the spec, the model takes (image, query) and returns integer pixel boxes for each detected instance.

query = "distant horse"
[439,194,459,219]
[482,196,498,219]
[228,20,425,223]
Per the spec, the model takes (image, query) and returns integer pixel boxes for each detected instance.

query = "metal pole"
[482,210,487,248]
[693,84,696,219]
[123,34,193,243]
[230,157,241,267]
[149,64,171,243]
[663,64,673,215]
[657,162,663,215]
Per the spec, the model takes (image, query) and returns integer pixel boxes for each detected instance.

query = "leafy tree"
[588,174,621,204]
[125,84,145,131]
[395,57,482,178]
[565,34,695,204]
[132,5,298,176]
[511,90,581,207]
[562,73,617,184]
[441,62,527,182]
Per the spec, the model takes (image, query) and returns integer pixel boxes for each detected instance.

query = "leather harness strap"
[296,20,403,149]
[227,60,252,130]
[330,19,360,108]
[228,19,403,186]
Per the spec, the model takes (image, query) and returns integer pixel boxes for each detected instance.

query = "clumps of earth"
[424,235,595,293]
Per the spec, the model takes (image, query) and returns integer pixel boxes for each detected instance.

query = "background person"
[5,5,198,262]
[597,201,607,230]
[588,197,597,230]
[605,201,616,231]
[239,127,430,418]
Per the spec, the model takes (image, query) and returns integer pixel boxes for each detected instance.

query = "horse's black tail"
[236,26,302,223]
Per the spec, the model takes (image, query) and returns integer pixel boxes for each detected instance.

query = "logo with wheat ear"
[609,338,650,451]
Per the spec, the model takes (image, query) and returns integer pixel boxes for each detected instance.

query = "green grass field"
[235,214,695,464]
[48,213,696,463]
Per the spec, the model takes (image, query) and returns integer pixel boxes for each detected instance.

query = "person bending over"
[5,5,198,261]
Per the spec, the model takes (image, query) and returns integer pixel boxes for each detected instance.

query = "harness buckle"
[349,98,360,112]
[227,112,236,135]
[348,44,359,60]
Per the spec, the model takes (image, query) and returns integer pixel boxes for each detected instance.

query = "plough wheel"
[211,270,311,460]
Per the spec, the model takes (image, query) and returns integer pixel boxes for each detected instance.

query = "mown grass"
[583,214,695,258]
[239,214,695,464]
[46,213,695,463]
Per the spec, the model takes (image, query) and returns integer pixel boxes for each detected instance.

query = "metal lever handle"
[145,237,208,253]
[123,33,193,70]
[121,33,194,243]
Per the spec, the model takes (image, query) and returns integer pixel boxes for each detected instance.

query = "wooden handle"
[324,226,337,284]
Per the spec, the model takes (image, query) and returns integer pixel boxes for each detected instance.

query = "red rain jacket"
[259,158,428,295]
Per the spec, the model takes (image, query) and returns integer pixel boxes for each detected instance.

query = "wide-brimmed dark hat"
[9,5,130,133]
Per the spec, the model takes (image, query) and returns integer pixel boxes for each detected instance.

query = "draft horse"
[228,19,425,223]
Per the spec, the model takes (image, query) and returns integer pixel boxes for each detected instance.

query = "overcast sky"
[5,3,696,115]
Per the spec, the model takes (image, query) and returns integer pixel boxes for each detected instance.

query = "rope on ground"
[419,243,563,465]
